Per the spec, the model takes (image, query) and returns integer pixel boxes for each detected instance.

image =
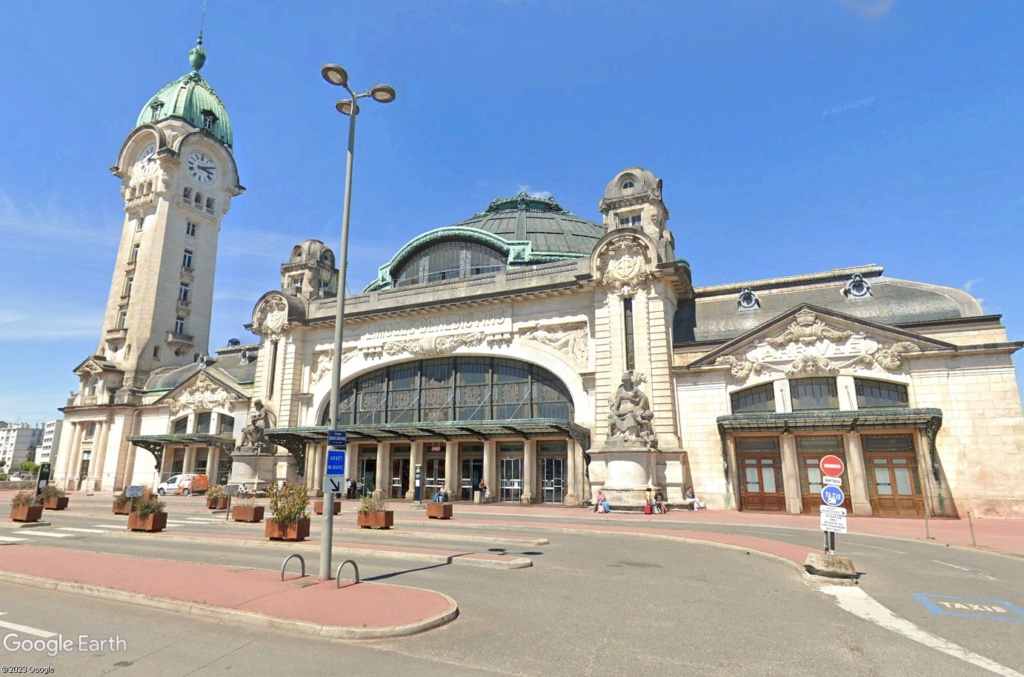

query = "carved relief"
[713,310,920,384]
[309,346,356,386]
[168,373,231,415]
[252,296,289,339]
[518,323,589,362]
[595,237,652,298]
[382,332,485,357]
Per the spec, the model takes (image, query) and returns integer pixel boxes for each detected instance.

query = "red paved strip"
[0,544,452,629]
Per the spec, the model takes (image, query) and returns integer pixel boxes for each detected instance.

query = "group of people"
[592,486,701,514]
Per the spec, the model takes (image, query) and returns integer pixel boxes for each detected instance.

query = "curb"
[0,570,459,640]
[100,530,534,569]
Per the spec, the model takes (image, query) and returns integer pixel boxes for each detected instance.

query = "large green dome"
[135,36,233,147]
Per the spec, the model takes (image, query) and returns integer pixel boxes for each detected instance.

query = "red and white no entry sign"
[820,454,845,477]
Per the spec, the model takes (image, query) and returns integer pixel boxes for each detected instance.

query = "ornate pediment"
[252,295,290,340]
[517,322,589,363]
[708,309,926,384]
[167,372,235,415]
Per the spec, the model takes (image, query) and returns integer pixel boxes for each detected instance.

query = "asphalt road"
[1,498,1022,676]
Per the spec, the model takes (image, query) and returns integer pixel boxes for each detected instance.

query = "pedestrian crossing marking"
[19,531,71,538]
[93,524,126,529]
[0,537,26,543]
[58,527,107,534]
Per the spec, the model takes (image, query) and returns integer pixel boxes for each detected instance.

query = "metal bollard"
[280,553,306,581]
[335,559,360,588]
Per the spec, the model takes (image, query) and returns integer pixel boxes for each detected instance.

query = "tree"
[19,461,39,476]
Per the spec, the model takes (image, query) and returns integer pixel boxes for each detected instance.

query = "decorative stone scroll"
[713,310,920,384]
[382,332,486,357]
[518,322,589,362]
[168,373,231,415]
[252,295,289,340]
[595,236,652,299]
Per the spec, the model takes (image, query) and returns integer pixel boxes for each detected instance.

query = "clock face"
[186,151,219,184]
[136,144,157,175]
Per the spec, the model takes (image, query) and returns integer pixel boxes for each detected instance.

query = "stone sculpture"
[607,371,657,449]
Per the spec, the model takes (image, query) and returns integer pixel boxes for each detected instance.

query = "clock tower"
[95,35,244,390]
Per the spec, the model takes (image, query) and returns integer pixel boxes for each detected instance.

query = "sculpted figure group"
[607,371,657,449]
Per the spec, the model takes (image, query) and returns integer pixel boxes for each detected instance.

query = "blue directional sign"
[325,449,346,476]
[327,429,347,448]
[821,485,845,507]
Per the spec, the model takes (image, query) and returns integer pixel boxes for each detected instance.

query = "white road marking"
[57,527,108,534]
[0,618,57,638]
[854,543,906,555]
[820,585,1023,677]
[93,524,126,529]
[0,537,26,543]
[19,531,72,538]
[933,560,999,581]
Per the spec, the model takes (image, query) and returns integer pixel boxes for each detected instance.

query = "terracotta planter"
[112,501,131,515]
[426,503,453,520]
[265,518,311,541]
[232,505,265,523]
[207,497,229,510]
[314,500,341,515]
[357,510,394,529]
[43,496,70,511]
[10,505,43,522]
[128,512,168,532]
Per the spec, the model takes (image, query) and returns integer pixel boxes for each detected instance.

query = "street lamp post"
[319,64,396,581]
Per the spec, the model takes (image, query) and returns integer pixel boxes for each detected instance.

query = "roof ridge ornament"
[189,32,206,72]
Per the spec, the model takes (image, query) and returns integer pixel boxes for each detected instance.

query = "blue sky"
[1,0,1022,423]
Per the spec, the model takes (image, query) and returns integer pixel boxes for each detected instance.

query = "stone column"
[344,443,357,491]
[522,439,536,504]
[60,423,82,490]
[92,421,111,491]
[375,443,388,497]
[483,439,496,501]
[444,441,458,497]
[407,440,424,500]
[780,434,802,514]
[565,438,578,506]
[122,440,138,490]
[208,446,220,482]
[184,446,196,475]
[69,424,86,491]
[844,432,872,516]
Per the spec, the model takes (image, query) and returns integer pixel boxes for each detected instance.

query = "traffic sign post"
[328,430,347,449]
[820,485,845,507]
[819,476,846,556]
[413,464,423,504]
[820,455,845,478]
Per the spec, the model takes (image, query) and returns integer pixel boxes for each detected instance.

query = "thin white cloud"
[0,306,101,340]
[962,278,982,293]
[516,184,553,199]
[0,191,118,248]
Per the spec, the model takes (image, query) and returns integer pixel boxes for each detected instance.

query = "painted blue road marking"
[912,593,1024,623]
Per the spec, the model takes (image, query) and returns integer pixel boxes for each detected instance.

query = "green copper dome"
[136,35,233,147]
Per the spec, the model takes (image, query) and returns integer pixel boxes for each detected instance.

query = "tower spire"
[189,0,207,71]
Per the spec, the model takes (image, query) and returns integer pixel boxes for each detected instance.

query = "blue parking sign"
[821,485,845,507]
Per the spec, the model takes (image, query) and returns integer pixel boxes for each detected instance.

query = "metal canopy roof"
[127,433,236,470]
[266,418,591,450]
[716,407,942,432]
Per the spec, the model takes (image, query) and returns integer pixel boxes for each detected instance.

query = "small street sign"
[820,509,848,534]
[225,485,239,495]
[327,430,347,448]
[820,505,847,517]
[820,484,845,507]
[822,475,843,487]
[324,476,343,495]
[126,485,144,498]
[820,455,845,478]
[325,449,346,476]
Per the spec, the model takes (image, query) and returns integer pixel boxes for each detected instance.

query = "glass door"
[736,437,785,511]
[424,457,445,499]
[460,458,482,501]
[391,458,410,499]
[500,458,522,503]
[796,436,851,513]
[359,458,376,497]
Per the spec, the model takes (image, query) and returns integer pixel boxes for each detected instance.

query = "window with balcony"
[129,243,140,263]
[116,310,127,329]
[182,249,194,269]
[174,316,187,335]
[179,282,190,303]
[122,275,133,298]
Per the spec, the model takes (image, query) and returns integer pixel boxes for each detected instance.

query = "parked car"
[157,474,210,496]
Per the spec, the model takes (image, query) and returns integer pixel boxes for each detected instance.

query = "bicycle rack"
[335,559,360,588]
[280,553,306,581]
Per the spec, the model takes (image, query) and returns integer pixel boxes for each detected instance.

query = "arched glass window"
[393,240,506,288]
[218,414,235,434]
[171,417,188,434]
[790,378,838,411]
[621,180,635,190]
[321,356,573,425]
[731,382,776,413]
[854,378,908,408]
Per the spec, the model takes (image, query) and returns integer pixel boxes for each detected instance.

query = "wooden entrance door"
[739,456,786,511]
[868,455,924,516]
[798,456,853,513]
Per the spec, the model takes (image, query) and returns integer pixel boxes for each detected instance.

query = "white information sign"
[324,476,343,495]
[820,507,848,534]
[822,475,843,487]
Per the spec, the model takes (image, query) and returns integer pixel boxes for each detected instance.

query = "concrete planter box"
[314,500,341,515]
[232,505,265,523]
[10,505,43,522]
[112,501,131,515]
[426,503,453,520]
[357,510,394,529]
[265,518,311,541]
[207,497,229,510]
[128,512,168,533]
[43,496,70,511]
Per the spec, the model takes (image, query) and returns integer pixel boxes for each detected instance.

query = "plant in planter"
[314,495,342,515]
[231,495,265,523]
[40,484,70,511]
[357,493,394,529]
[10,491,43,522]
[265,481,310,541]
[128,495,167,532]
[206,484,228,509]
[112,490,132,514]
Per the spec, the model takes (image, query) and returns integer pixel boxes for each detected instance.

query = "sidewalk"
[0,544,458,639]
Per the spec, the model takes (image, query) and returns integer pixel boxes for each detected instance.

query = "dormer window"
[621,180,635,190]
[618,214,641,227]
[201,110,218,130]
[149,100,164,117]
